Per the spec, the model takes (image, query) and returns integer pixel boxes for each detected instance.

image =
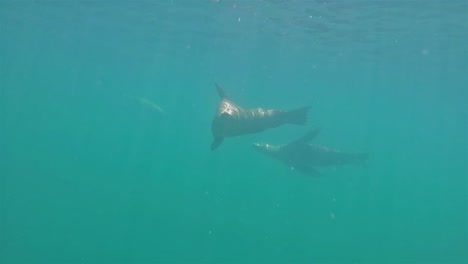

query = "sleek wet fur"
[252,128,368,176]
[211,83,310,150]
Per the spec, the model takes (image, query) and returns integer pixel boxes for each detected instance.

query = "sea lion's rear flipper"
[211,137,224,150]
[285,106,310,125]
[215,83,227,99]
[290,128,321,145]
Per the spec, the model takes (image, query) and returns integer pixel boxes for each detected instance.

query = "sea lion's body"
[252,129,368,176]
[211,84,310,150]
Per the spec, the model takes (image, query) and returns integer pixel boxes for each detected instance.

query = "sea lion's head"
[215,100,238,118]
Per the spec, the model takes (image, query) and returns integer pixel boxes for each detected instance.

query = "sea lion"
[211,83,310,150]
[252,128,368,176]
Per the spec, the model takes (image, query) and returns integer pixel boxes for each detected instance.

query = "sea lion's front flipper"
[290,128,321,145]
[215,83,227,99]
[284,106,311,125]
[211,137,224,150]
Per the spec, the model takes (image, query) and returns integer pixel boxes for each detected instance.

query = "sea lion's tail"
[285,106,310,125]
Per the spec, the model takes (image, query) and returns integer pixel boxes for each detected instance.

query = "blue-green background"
[1,1,467,263]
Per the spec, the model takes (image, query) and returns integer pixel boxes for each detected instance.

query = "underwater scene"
[1,1,467,263]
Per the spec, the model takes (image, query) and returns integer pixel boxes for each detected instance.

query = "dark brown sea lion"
[211,83,310,150]
[252,128,368,176]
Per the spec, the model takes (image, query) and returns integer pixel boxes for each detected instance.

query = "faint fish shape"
[137,97,164,113]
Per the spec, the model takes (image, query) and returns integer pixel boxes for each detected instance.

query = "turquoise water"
[1,1,467,263]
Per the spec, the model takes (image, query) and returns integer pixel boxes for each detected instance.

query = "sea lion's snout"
[252,143,261,151]
[252,142,261,148]
[252,143,268,151]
